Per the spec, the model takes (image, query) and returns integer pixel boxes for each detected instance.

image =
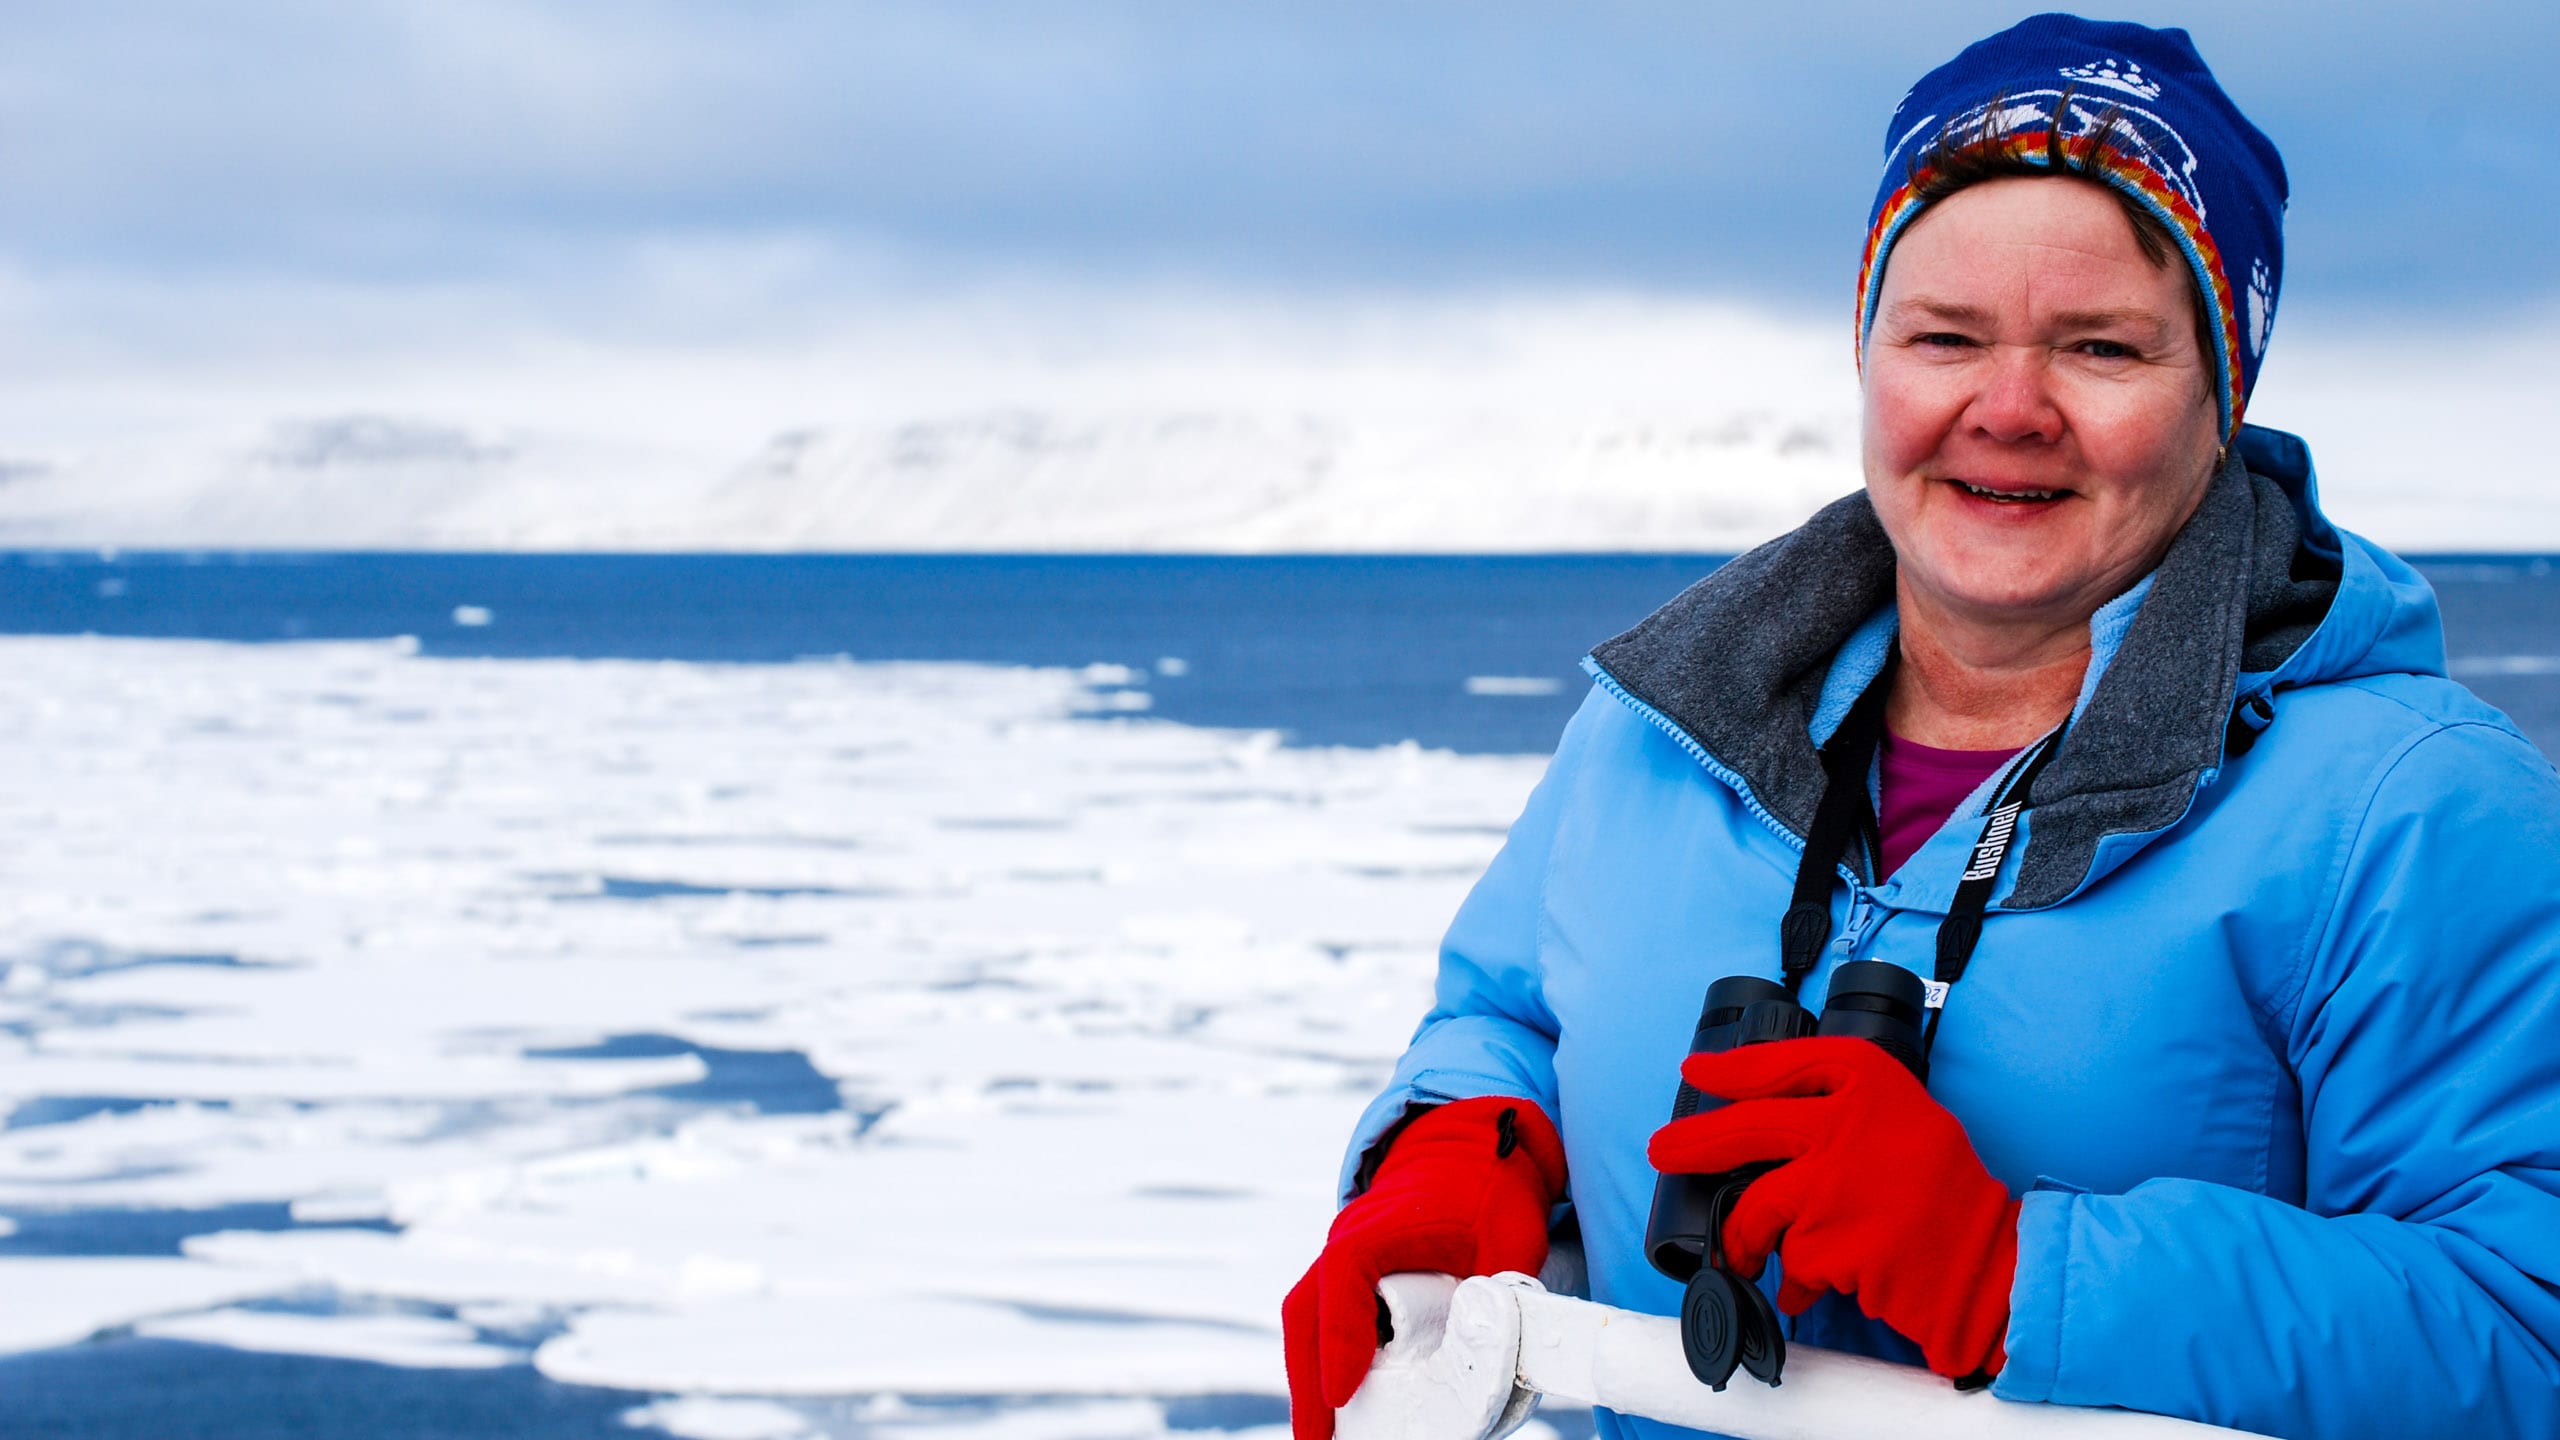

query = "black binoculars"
[1641,959,1930,1390]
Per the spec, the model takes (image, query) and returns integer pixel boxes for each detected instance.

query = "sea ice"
[138,1307,525,1369]
[622,1395,817,1440]
[0,636,1545,1430]
[0,1257,300,1355]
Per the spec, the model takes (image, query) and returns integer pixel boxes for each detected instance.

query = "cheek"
[1860,360,1960,476]
[2065,386,2219,506]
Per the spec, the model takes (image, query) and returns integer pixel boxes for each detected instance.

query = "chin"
[1919,552,2088,618]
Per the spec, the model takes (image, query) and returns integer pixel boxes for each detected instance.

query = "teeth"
[1959,481,2062,502]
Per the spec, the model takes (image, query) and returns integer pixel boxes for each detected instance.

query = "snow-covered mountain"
[0,293,2544,552]
[0,405,1863,553]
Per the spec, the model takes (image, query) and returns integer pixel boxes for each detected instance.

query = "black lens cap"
[1679,1266,1789,1393]
[1734,1275,1788,1387]
[1679,1267,1745,1391]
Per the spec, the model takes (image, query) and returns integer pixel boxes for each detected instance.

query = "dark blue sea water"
[7,550,2560,755]
[1,550,2555,1437]
[0,551,1728,754]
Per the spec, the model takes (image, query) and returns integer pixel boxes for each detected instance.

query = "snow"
[0,291,2539,553]
[0,636,1546,1429]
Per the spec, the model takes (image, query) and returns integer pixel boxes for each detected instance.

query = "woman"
[1284,15,2560,1440]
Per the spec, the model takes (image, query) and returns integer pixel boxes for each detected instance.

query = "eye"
[2078,339,2140,360]
[1913,331,1974,349]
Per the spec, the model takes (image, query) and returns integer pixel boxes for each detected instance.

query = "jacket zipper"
[1584,661,1863,891]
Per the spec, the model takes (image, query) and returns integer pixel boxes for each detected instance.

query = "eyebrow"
[2049,307,2172,335]
[1887,298,2172,337]
[1890,298,1994,326]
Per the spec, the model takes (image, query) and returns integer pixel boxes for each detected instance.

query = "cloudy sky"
[4,0,2550,338]
[0,3,2548,550]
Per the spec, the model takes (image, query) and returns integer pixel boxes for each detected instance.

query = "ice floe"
[0,1257,300,1354]
[0,636,1545,1427]
[138,1306,525,1369]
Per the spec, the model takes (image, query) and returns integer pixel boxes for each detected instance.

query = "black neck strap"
[1779,653,1895,994]
[1920,722,2065,1052]
[1781,655,2069,1053]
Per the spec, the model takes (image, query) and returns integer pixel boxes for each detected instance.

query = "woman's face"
[1861,176,2222,634]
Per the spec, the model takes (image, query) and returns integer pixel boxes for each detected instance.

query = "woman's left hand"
[1647,1036,2020,1381]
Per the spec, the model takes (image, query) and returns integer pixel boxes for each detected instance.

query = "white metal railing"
[1334,1273,2251,1440]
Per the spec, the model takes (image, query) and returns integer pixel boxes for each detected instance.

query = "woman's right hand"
[1282,1096,1568,1440]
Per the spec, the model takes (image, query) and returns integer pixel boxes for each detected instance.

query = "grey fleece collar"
[1587,451,2337,910]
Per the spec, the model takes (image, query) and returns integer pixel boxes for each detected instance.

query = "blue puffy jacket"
[1339,427,2560,1439]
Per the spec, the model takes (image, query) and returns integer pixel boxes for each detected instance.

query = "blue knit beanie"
[1857,14,2288,438]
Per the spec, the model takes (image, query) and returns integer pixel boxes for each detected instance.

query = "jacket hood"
[1587,424,2445,909]
[2238,426,2447,693]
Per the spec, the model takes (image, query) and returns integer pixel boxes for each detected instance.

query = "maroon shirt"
[1875,729,2020,880]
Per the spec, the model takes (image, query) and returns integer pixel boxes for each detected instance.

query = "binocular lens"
[1700,974,1791,1020]
[1814,960,1931,1082]
[1817,959,1927,1021]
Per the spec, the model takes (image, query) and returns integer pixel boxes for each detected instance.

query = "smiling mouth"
[1951,479,2071,504]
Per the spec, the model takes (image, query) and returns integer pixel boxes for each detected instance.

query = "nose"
[1962,344,2064,445]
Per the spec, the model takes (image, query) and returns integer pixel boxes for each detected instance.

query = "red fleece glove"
[1283,1096,1567,1440]
[1647,1037,2018,1380]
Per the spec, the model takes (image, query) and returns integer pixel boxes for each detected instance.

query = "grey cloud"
[0,0,2550,313]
